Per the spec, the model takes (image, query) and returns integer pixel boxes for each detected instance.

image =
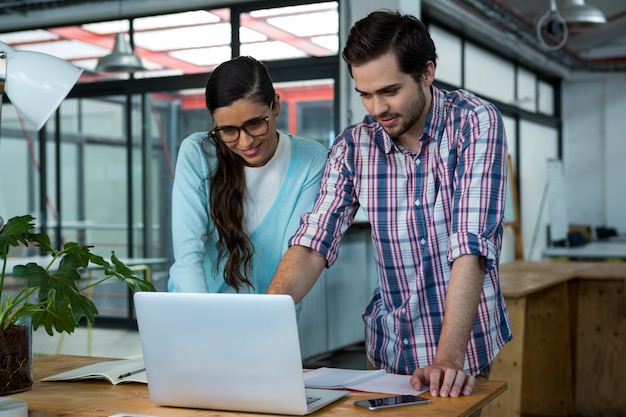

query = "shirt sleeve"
[168,134,212,292]
[448,101,508,272]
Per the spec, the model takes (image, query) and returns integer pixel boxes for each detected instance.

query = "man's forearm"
[435,255,486,368]
[266,245,326,303]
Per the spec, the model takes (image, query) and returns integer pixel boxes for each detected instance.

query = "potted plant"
[0,214,156,395]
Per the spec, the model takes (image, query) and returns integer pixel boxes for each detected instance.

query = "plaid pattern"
[291,86,512,375]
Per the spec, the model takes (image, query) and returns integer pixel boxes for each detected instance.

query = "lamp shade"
[0,41,83,130]
[558,0,606,31]
[96,33,145,73]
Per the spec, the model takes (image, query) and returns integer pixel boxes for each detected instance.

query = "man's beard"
[377,91,426,139]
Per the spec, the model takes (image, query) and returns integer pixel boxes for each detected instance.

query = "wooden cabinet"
[482,261,626,417]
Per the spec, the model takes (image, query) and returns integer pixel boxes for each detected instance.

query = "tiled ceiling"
[0,0,339,81]
[2,0,625,76]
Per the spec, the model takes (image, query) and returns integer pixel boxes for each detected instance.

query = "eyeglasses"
[210,102,273,143]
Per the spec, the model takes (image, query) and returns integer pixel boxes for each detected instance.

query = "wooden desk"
[11,355,506,417]
[481,261,626,417]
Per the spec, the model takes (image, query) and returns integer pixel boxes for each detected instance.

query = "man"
[267,10,511,399]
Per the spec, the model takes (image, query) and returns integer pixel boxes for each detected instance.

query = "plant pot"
[0,319,33,395]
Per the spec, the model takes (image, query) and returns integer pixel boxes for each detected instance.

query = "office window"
[517,68,537,112]
[240,2,338,60]
[538,81,555,116]
[54,97,130,257]
[430,25,462,86]
[274,79,335,147]
[464,42,515,104]
[0,104,41,231]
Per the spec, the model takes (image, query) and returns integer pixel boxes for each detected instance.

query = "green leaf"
[13,262,100,332]
[69,292,99,324]
[3,215,156,335]
[14,261,82,310]
[0,215,36,258]
[60,242,93,267]
[88,253,113,274]
[13,254,98,323]
[31,297,82,336]
[110,252,156,292]
[27,232,55,254]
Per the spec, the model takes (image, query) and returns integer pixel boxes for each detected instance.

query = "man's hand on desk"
[410,362,475,398]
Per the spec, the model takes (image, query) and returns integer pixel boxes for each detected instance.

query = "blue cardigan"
[168,131,327,294]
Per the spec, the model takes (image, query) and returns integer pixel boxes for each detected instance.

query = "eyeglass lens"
[213,102,273,143]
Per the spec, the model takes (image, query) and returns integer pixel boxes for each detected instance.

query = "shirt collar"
[423,85,445,144]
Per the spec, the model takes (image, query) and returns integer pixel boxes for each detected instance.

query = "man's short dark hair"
[342,10,437,83]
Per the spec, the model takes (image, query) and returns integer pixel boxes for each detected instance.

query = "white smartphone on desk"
[354,394,430,410]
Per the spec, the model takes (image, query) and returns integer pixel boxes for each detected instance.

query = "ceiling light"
[558,0,606,32]
[95,33,145,73]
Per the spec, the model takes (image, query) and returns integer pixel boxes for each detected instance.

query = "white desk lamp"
[0,41,81,417]
[0,40,83,130]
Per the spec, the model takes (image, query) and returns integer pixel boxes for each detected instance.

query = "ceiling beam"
[0,0,251,32]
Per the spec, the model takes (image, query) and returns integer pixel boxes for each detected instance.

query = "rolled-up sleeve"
[448,102,508,272]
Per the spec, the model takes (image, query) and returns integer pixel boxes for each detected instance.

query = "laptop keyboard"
[307,396,321,405]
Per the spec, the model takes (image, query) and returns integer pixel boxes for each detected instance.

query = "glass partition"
[0,103,42,241]
[274,79,335,146]
[30,76,334,321]
[0,0,339,326]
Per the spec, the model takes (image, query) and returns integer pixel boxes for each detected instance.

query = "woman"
[168,56,327,294]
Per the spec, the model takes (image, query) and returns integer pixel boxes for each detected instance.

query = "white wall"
[563,73,626,235]
[603,74,626,233]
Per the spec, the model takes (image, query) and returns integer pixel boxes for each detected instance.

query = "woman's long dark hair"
[204,56,275,292]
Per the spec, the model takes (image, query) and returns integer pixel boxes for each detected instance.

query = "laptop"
[133,292,348,415]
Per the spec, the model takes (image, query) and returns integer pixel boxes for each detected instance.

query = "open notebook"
[133,292,348,415]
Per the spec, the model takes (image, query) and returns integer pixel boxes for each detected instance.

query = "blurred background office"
[1,0,625,359]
